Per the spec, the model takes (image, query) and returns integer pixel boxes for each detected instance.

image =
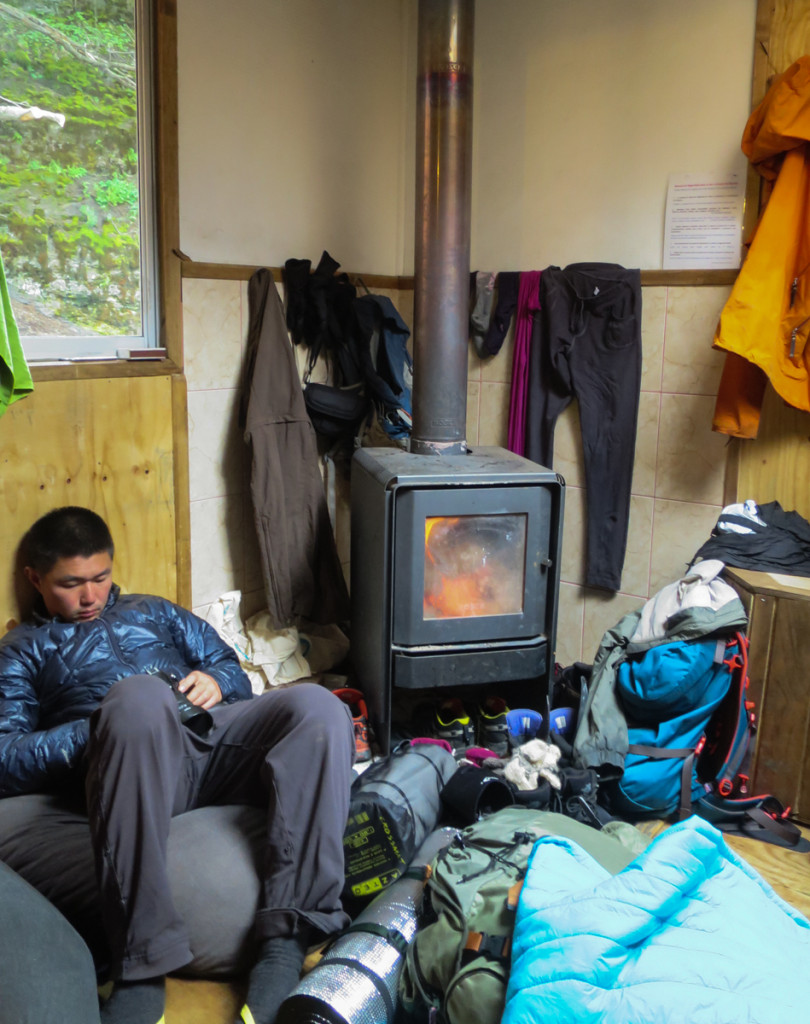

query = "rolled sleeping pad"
[343,740,458,901]
[276,827,458,1024]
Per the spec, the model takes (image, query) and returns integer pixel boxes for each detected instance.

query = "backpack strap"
[463,932,511,962]
[341,921,412,956]
[694,792,809,850]
[628,743,697,820]
[324,956,398,1019]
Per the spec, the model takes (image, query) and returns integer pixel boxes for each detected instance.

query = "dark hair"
[23,507,115,574]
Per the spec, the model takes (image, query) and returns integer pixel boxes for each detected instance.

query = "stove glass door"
[392,484,552,646]
[423,514,527,620]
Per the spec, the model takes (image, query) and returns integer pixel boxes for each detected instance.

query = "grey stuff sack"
[343,741,457,902]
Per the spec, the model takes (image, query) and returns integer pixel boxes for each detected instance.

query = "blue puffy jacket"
[0,585,252,797]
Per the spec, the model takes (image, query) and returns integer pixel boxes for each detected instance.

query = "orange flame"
[424,516,493,618]
[424,566,494,618]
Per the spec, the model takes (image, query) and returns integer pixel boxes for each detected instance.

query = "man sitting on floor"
[0,506,355,1024]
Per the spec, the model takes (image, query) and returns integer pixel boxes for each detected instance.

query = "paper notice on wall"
[663,172,745,270]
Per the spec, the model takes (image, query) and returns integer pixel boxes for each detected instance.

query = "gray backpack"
[399,805,642,1024]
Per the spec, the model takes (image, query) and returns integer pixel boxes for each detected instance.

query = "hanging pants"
[526,263,642,592]
[85,676,355,980]
[507,270,542,456]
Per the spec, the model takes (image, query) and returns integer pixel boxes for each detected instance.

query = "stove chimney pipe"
[410,0,474,456]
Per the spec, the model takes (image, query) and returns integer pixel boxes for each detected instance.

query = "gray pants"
[85,676,354,981]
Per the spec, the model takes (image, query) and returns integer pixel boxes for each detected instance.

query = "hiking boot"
[477,696,510,757]
[434,698,475,752]
[333,687,372,762]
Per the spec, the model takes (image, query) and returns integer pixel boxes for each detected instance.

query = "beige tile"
[394,288,414,331]
[481,317,515,384]
[296,346,327,384]
[582,590,643,665]
[649,498,721,595]
[466,380,481,446]
[662,285,732,396]
[560,483,649,596]
[655,394,728,504]
[631,391,660,497]
[560,484,586,586]
[187,388,243,502]
[555,582,585,665]
[239,280,249,352]
[550,402,584,487]
[189,495,244,607]
[641,286,666,392]
[621,495,653,599]
[467,338,483,384]
[478,381,510,447]
[183,278,243,391]
[333,466,352,567]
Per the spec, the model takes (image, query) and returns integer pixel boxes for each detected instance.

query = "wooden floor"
[163,818,810,1024]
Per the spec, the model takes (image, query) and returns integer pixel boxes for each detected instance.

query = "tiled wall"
[183,277,262,619]
[183,278,732,663]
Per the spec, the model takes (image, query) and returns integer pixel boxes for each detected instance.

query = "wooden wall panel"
[734,0,810,517]
[768,0,810,72]
[736,385,810,517]
[0,375,179,632]
[764,597,810,819]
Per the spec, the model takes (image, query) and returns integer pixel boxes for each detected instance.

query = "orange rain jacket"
[713,56,810,438]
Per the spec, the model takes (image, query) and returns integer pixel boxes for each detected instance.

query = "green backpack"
[399,805,644,1024]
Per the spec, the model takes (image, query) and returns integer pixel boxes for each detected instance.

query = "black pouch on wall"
[303,381,367,439]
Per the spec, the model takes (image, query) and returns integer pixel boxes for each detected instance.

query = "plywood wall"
[0,374,182,632]
[733,0,810,518]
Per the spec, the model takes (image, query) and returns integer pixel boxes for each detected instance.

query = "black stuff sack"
[343,740,457,902]
[302,381,367,440]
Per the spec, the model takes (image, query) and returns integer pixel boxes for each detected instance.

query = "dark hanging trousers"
[525,263,642,592]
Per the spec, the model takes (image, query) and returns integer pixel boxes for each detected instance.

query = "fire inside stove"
[423,513,527,619]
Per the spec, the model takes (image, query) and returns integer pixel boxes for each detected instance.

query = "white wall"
[177,1,757,660]
[471,0,756,270]
[177,0,756,274]
[177,0,413,272]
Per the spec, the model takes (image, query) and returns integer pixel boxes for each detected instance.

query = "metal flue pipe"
[410,0,474,456]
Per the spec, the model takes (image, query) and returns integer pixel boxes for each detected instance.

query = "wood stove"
[347,1,564,753]
[351,446,564,753]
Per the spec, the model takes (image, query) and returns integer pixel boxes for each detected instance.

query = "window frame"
[18,0,180,377]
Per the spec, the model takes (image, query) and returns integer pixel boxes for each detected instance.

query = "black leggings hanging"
[526,263,642,592]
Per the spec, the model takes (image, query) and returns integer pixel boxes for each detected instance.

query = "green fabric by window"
[0,248,34,418]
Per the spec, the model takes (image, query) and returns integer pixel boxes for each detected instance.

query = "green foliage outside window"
[0,0,142,338]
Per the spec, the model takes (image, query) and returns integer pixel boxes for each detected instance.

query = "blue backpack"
[609,632,804,847]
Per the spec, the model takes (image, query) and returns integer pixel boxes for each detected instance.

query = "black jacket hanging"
[691,501,810,577]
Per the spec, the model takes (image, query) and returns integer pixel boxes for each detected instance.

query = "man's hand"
[176,671,223,709]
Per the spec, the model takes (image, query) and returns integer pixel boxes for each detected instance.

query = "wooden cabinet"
[725,567,810,824]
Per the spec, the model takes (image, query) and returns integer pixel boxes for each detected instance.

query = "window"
[0,0,157,361]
